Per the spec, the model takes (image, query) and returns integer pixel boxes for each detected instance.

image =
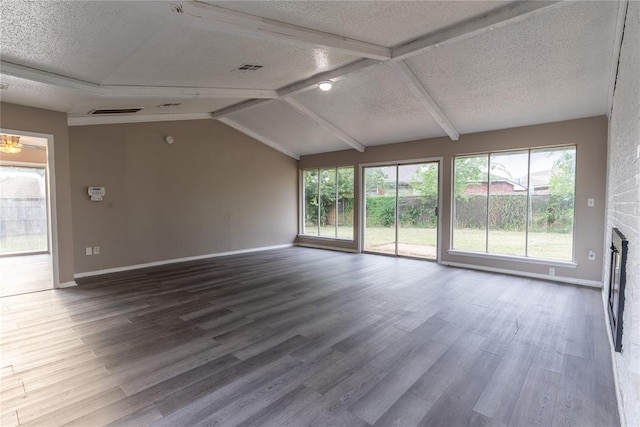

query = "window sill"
[297,234,355,243]
[447,250,577,268]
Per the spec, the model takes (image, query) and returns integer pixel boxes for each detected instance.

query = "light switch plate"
[587,198,595,207]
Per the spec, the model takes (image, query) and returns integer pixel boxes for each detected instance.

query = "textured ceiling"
[0,0,622,158]
[209,1,510,47]
[99,24,356,88]
[226,100,348,156]
[293,63,446,145]
[405,0,618,134]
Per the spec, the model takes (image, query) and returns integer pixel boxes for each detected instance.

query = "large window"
[453,146,576,261]
[303,166,354,239]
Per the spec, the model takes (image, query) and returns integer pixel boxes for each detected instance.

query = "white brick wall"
[606,2,640,425]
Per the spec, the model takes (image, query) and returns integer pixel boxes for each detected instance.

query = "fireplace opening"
[607,227,628,352]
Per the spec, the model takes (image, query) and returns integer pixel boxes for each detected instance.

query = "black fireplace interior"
[608,227,628,352]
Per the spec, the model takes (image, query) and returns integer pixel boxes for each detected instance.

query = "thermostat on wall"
[88,186,105,201]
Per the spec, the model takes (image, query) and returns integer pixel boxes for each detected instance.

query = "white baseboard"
[57,281,77,288]
[296,242,359,253]
[441,261,603,288]
[74,244,294,279]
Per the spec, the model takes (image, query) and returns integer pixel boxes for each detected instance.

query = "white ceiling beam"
[283,98,365,152]
[607,0,628,118]
[210,59,380,119]
[68,113,212,126]
[211,1,567,119]
[0,61,101,95]
[0,61,278,99]
[217,117,300,160]
[210,99,273,119]
[156,1,390,60]
[103,85,277,99]
[391,61,459,141]
[392,1,566,61]
[277,58,380,99]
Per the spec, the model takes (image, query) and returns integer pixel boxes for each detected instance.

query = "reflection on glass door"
[363,162,439,260]
[398,163,438,259]
[363,166,396,255]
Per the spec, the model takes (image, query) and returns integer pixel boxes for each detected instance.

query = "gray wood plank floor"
[0,254,53,297]
[0,247,619,426]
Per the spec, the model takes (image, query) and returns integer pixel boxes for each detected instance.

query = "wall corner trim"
[58,281,78,288]
[441,261,603,288]
[74,243,294,279]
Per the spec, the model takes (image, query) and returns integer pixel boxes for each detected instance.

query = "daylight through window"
[303,167,354,239]
[452,146,576,261]
[0,165,48,255]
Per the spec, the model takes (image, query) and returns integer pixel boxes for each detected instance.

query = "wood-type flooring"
[0,254,53,297]
[0,247,620,426]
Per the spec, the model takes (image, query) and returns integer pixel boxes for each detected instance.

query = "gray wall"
[299,116,608,284]
[69,119,298,273]
[606,2,640,425]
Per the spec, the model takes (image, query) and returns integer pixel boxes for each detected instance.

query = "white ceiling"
[0,1,622,158]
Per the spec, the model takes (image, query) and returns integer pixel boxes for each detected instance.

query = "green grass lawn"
[315,225,572,261]
[0,234,48,255]
[453,228,573,261]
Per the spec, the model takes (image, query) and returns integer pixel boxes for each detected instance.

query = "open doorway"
[0,132,54,296]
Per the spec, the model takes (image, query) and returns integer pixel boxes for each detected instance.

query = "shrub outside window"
[303,167,354,240]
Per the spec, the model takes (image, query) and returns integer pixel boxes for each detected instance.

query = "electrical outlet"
[549,267,555,276]
[93,246,100,255]
[85,247,93,256]
[588,249,596,261]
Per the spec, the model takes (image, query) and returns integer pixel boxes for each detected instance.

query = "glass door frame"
[358,157,443,262]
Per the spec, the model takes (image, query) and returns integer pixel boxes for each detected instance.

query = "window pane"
[336,167,354,239]
[319,168,337,237]
[453,155,488,252]
[364,166,396,254]
[527,147,575,260]
[487,151,528,256]
[303,169,319,235]
[302,167,354,240]
[0,166,48,255]
[397,163,438,259]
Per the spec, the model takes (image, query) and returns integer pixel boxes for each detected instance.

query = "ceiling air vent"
[235,64,263,71]
[88,108,143,115]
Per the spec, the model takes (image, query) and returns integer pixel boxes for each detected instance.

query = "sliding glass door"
[363,161,439,260]
[363,166,397,255]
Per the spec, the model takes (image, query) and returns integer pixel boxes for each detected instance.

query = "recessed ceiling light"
[318,80,333,91]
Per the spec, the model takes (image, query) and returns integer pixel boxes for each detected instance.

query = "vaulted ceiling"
[0,1,623,159]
